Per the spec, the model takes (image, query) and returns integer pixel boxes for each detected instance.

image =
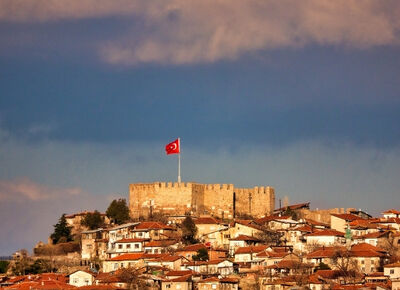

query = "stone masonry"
[129,182,275,219]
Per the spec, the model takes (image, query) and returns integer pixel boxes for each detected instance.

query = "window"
[361,260,365,265]
[165,284,171,289]
[138,232,143,237]
[135,244,139,249]
[84,279,89,285]
[118,244,123,249]
[73,278,78,284]
[390,269,395,274]
[212,284,217,289]
[126,244,131,249]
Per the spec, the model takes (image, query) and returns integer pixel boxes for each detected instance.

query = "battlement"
[130,182,193,190]
[205,184,234,190]
[235,186,273,194]
[129,181,275,218]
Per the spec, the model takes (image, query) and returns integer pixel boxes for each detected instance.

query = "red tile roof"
[144,240,177,247]
[382,209,400,214]
[115,238,148,243]
[134,221,173,230]
[331,213,364,221]
[235,245,268,255]
[384,262,400,267]
[168,274,193,282]
[194,217,221,224]
[177,243,207,252]
[165,270,194,277]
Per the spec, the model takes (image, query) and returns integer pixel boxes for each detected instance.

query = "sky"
[0,0,400,255]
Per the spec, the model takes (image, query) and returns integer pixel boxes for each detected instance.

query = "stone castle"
[129,182,275,219]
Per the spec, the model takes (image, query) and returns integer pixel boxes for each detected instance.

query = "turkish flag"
[165,138,180,155]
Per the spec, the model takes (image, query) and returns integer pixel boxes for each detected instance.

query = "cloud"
[0,177,83,202]
[0,177,111,255]
[1,0,399,65]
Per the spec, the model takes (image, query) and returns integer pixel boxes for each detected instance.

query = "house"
[146,254,185,270]
[81,228,108,260]
[161,274,193,290]
[353,231,391,247]
[234,245,268,262]
[144,239,179,254]
[228,235,261,256]
[382,209,400,219]
[384,261,400,289]
[304,229,345,247]
[94,271,128,289]
[102,253,151,272]
[196,277,221,290]
[182,259,234,276]
[106,238,148,258]
[330,213,364,233]
[108,222,140,245]
[68,270,96,287]
[132,221,175,240]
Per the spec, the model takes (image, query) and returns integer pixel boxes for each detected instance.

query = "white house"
[68,270,96,287]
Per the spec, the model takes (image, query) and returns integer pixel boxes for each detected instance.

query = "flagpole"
[178,138,181,183]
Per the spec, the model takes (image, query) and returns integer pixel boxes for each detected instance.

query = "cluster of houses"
[2,206,400,289]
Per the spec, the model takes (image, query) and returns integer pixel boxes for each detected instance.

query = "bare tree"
[331,247,360,284]
[118,267,147,290]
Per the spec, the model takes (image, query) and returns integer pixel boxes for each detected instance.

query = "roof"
[115,238,148,243]
[306,247,345,259]
[167,274,193,282]
[354,231,390,239]
[331,213,364,222]
[384,262,400,268]
[235,245,268,255]
[275,202,310,212]
[382,209,400,214]
[144,240,177,247]
[198,277,220,283]
[108,253,145,261]
[194,217,221,225]
[254,215,290,225]
[177,243,207,252]
[149,255,182,262]
[165,270,194,277]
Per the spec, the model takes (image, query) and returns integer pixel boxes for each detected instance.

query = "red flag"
[165,138,180,155]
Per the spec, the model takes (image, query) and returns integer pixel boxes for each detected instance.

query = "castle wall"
[235,186,275,217]
[129,182,192,218]
[202,184,234,218]
[129,182,275,219]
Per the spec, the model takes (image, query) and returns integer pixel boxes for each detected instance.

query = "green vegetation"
[0,260,9,273]
[106,198,130,225]
[181,216,198,244]
[50,214,73,244]
[81,210,104,230]
[192,248,209,261]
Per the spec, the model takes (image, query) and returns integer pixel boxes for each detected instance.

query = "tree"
[181,216,198,244]
[117,266,146,289]
[50,214,72,244]
[81,210,104,230]
[0,260,9,274]
[192,248,209,261]
[106,198,130,225]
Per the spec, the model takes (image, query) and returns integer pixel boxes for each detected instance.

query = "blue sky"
[0,0,400,255]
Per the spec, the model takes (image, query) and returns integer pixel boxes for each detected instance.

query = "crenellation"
[129,181,275,219]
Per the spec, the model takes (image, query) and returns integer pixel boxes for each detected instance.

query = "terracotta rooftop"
[134,221,173,230]
[235,245,268,255]
[194,217,221,224]
[115,238,148,243]
[382,209,400,214]
[144,240,178,247]
[165,270,194,277]
[331,213,365,221]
